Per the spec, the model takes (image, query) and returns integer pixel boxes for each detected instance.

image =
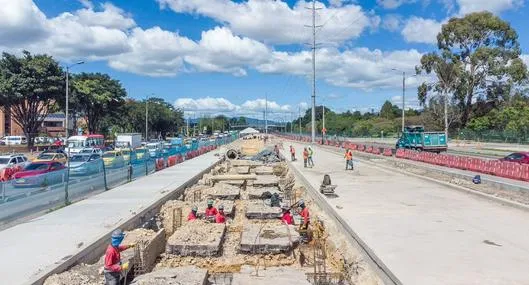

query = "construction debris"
[239,223,300,254]
[130,267,208,285]
[251,148,282,163]
[166,221,226,256]
[245,200,282,219]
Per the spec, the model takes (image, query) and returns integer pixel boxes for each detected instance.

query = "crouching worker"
[104,229,135,285]
[216,204,226,223]
[205,199,218,222]
[281,204,294,225]
[188,206,198,221]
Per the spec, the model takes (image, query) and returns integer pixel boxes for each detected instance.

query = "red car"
[500,152,529,164]
[12,161,66,188]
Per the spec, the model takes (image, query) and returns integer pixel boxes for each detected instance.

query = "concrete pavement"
[283,141,529,285]
[0,151,221,285]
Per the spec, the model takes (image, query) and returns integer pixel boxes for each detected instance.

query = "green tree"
[238,116,247,125]
[379,100,395,120]
[0,51,64,149]
[418,12,527,127]
[72,73,127,133]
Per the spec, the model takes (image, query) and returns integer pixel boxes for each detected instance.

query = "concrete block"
[253,175,279,187]
[245,201,282,219]
[207,183,240,200]
[239,223,300,254]
[235,166,250,174]
[166,221,226,256]
[232,266,310,285]
[141,229,166,272]
[131,267,208,285]
[247,186,281,200]
[254,166,274,175]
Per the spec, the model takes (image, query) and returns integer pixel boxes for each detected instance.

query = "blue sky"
[2,0,528,120]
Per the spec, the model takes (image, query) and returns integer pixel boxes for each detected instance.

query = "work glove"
[128,243,136,248]
[121,262,130,271]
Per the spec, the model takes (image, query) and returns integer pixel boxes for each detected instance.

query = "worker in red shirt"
[298,200,310,230]
[281,204,294,225]
[104,229,135,285]
[215,204,226,223]
[205,199,218,222]
[289,145,296,161]
[188,206,198,221]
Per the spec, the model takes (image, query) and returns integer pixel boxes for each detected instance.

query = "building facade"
[0,108,68,137]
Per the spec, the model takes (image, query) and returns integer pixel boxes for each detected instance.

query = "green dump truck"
[396,125,447,153]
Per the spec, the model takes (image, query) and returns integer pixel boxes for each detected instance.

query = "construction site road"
[281,140,529,285]
[0,150,221,285]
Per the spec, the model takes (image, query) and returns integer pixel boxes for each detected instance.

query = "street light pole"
[145,96,149,141]
[64,61,84,205]
[322,103,325,141]
[401,71,405,133]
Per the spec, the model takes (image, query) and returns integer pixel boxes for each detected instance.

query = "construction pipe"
[226,149,239,160]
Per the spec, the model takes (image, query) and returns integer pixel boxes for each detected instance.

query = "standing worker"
[344,149,353,170]
[188,206,198,221]
[298,200,310,230]
[205,199,218,222]
[104,229,135,285]
[289,145,296,161]
[216,204,226,223]
[307,147,314,167]
[303,147,309,168]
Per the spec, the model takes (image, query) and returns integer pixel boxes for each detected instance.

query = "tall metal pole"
[402,71,405,132]
[310,0,316,143]
[444,90,448,140]
[145,97,148,141]
[322,103,325,141]
[65,66,69,140]
[265,94,268,134]
[298,106,302,136]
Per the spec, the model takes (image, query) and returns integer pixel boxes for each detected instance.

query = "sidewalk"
[282,141,529,285]
[0,151,221,285]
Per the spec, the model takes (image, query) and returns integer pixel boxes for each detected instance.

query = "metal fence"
[0,136,235,226]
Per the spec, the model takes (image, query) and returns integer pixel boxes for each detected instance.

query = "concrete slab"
[235,166,250,174]
[239,223,299,254]
[253,175,279,187]
[131,267,208,285]
[207,183,241,200]
[254,166,274,175]
[281,141,529,285]
[0,151,221,285]
[232,266,310,285]
[245,201,282,219]
[166,221,226,256]
[247,186,281,200]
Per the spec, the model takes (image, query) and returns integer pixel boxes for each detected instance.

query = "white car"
[0,154,29,170]
[78,148,103,155]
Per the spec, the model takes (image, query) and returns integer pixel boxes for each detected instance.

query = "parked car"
[120,148,137,164]
[69,154,103,176]
[33,152,68,164]
[0,154,29,170]
[102,151,125,168]
[5,136,26,145]
[79,148,103,155]
[12,161,66,188]
[500,152,529,164]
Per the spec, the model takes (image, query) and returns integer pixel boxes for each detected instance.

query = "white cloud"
[382,14,402,31]
[0,0,135,59]
[456,0,524,15]
[108,27,197,76]
[241,99,291,113]
[0,0,49,46]
[157,0,373,45]
[185,27,270,76]
[401,17,444,44]
[258,47,424,90]
[174,97,240,113]
[174,97,292,117]
[74,2,136,30]
[391,95,422,110]
[377,0,417,9]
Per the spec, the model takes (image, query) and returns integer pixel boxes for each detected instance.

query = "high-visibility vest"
[345,151,352,160]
